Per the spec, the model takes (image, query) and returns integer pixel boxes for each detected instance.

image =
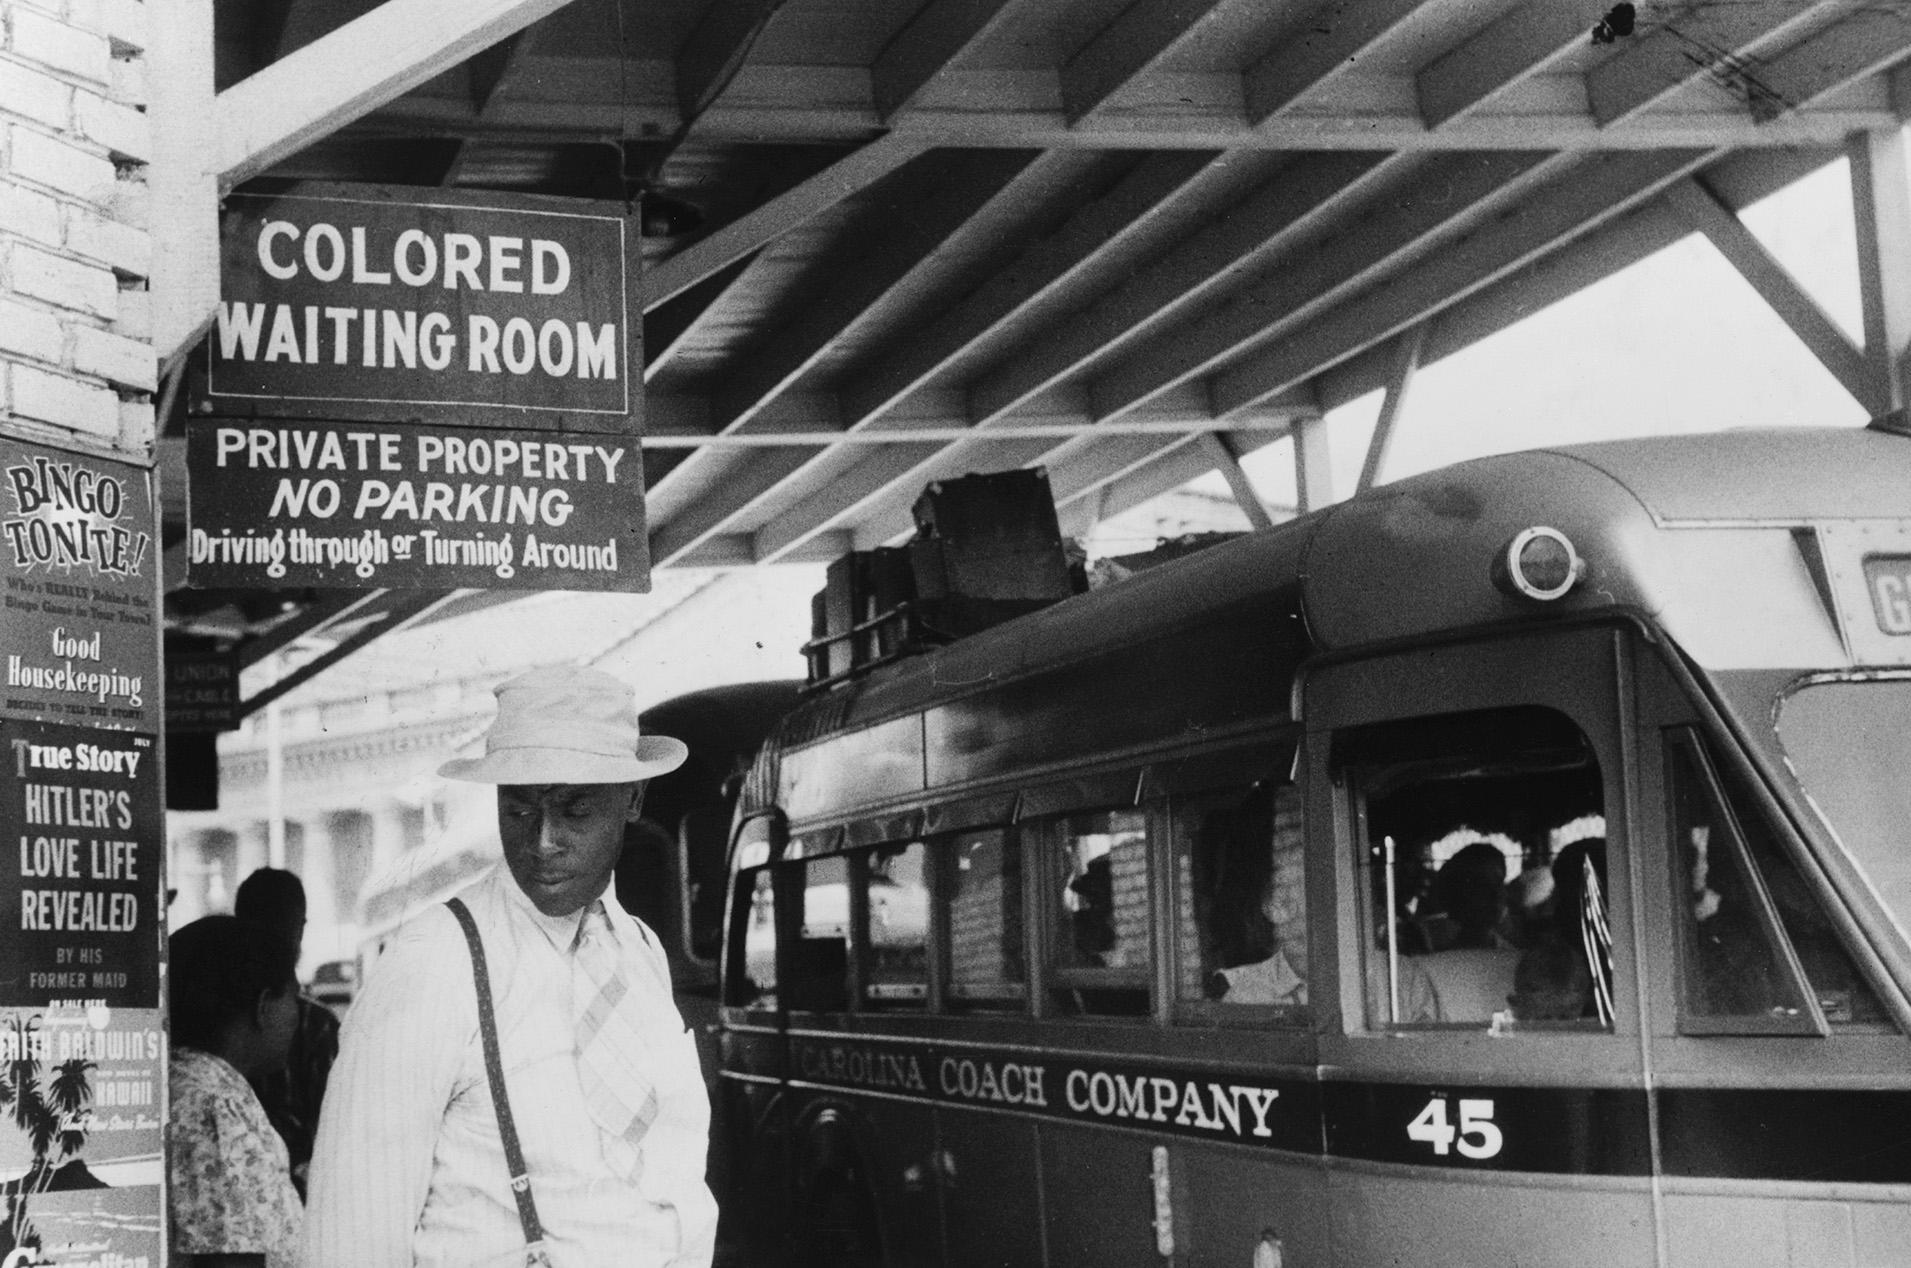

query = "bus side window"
[786,855,850,1012]
[1048,809,1151,1017]
[1172,781,1308,1012]
[1668,729,1883,1031]
[728,867,777,1008]
[1337,706,1611,1031]
[863,842,929,1007]
[945,829,1026,1008]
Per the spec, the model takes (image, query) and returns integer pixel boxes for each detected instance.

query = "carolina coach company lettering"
[786,1037,1308,1150]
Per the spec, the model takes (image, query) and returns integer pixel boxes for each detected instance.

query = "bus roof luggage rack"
[804,470,1082,691]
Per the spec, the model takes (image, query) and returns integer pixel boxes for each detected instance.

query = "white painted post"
[1850,128,1911,416]
[1359,324,1426,493]
[146,0,219,371]
[1293,414,1334,513]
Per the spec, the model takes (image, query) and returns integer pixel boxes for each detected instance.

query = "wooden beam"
[639,407,1302,446]
[440,27,542,187]
[1199,432,1276,530]
[742,386,1319,562]
[748,441,950,559]
[1665,176,1870,406]
[236,593,383,670]
[705,149,1042,435]
[1212,149,1710,416]
[967,152,1395,427]
[1088,150,1559,425]
[1062,0,1230,122]
[1417,0,1608,128]
[1292,414,1333,512]
[237,592,456,719]
[872,0,1025,119]
[677,0,787,120]
[1358,323,1424,492]
[639,132,930,309]
[1311,148,1842,416]
[1053,431,1293,539]
[247,0,297,69]
[1850,128,1911,414]
[215,0,580,188]
[1588,0,1846,127]
[648,449,822,564]
[1245,0,1422,123]
[838,150,1225,432]
[1752,7,1911,125]
[148,0,220,368]
[469,29,535,115]
[370,73,1900,151]
[642,251,763,381]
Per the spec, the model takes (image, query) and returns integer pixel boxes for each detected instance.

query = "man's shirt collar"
[497,865,630,951]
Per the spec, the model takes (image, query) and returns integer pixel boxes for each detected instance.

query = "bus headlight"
[1493,526,1585,601]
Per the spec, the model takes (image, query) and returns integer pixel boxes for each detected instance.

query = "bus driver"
[302,665,718,1268]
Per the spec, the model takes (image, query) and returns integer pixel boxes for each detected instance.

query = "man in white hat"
[302,665,718,1268]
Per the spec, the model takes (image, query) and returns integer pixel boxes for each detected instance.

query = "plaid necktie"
[572,901,658,1178]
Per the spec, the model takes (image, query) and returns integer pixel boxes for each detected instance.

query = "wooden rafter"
[1850,128,1911,415]
[872,0,1029,119]
[967,152,1397,426]
[1358,323,1425,493]
[1062,0,1233,122]
[1088,150,1564,423]
[1666,176,1869,406]
[1417,0,1609,127]
[1213,149,1710,416]
[677,0,788,121]
[1588,0,1842,127]
[1245,0,1422,122]
[216,0,581,188]
[682,151,1240,559]
[643,252,764,381]
[639,133,930,309]
[1199,432,1277,530]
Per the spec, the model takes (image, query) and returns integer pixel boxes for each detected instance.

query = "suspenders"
[446,898,555,1268]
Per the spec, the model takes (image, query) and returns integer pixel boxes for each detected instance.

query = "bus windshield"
[1776,678,1911,944]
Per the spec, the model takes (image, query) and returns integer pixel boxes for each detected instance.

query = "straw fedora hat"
[438,664,688,785]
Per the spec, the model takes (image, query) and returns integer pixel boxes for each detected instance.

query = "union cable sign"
[194,184,639,429]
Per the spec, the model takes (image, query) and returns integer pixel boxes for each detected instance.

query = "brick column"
[1,0,155,456]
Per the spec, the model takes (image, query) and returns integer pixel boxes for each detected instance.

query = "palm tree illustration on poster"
[0,1015,97,1262]
[0,1009,163,1268]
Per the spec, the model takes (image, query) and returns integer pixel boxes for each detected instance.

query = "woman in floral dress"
[167,916,304,1267]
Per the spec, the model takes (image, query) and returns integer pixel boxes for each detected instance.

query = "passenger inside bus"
[1412,842,1522,1021]
[1510,839,1611,1022]
[1175,781,1310,1010]
[1341,706,1608,1028]
[1668,729,1885,1029]
[1053,810,1151,1015]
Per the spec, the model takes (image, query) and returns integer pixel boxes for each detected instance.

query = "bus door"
[1630,650,1911,1268]
[780,832,943,1268]
[1305,624,1657,1268]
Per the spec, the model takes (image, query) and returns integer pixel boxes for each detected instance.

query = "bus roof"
[772,427,1907,757]
[1547,427,1911,524]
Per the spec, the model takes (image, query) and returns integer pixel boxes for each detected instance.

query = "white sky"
[1180,149,1878,524]
[1373,156,1866,478]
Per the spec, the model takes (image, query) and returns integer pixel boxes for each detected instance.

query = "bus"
[703,426,1911,1268]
